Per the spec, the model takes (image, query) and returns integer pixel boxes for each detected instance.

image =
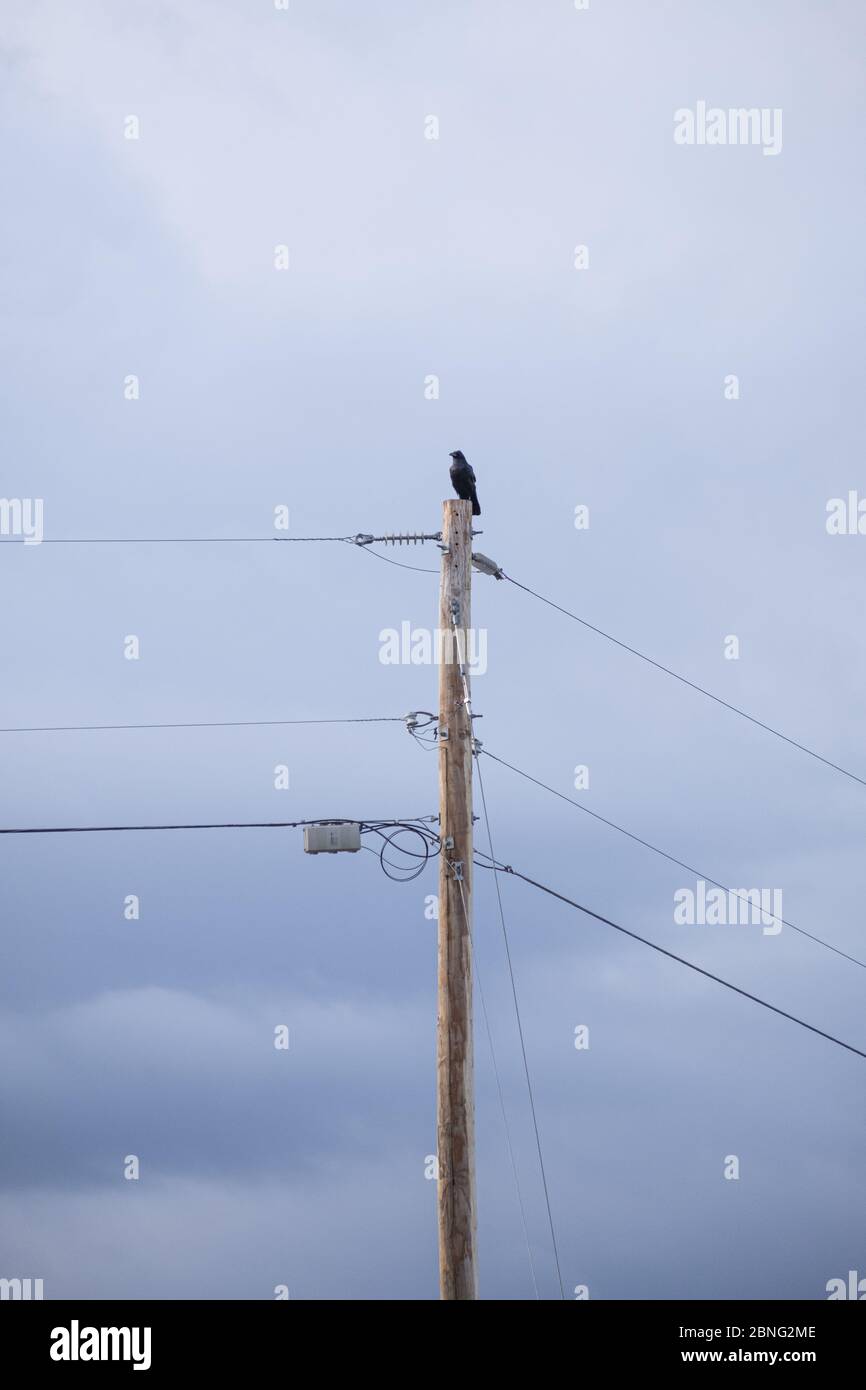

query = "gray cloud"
[1,0,864,1299]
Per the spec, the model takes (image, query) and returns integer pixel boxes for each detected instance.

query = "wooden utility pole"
[436,497,478,1300]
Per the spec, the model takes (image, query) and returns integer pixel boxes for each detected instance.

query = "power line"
[362,794,540,1293]
[441,601,563,1297]
[480,747,866,972]
[0,530,447,572]
[452,872,541,1301]
[0,715,408,735]
[473,856,866,1062]
[502,573,866,791]
[0,535,356,545]
[474,750,566,1300]
[357,546,439,575]
[0,531,450,551]
[362,823,440,881]
[0,817,435,837]
[440,600,552,1295]
[0,820,317,835]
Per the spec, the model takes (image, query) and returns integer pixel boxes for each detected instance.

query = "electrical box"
[303,822,362,854]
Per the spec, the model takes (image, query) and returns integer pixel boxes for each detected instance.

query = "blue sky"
[1,0,864,1299]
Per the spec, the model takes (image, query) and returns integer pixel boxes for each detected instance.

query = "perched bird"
[449,450,481,515]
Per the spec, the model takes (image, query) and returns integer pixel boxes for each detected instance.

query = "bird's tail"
[471,490,481,517]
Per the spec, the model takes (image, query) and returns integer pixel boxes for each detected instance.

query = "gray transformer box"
[303,822,362,854]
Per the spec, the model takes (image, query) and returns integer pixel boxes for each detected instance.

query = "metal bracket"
[452,861,464,881]
[470,550,504,580]
[353,531,443,547]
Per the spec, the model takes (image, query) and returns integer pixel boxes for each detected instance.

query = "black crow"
[449,450,481,515]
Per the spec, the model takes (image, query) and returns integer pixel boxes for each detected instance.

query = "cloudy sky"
[1,0,864,1300]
